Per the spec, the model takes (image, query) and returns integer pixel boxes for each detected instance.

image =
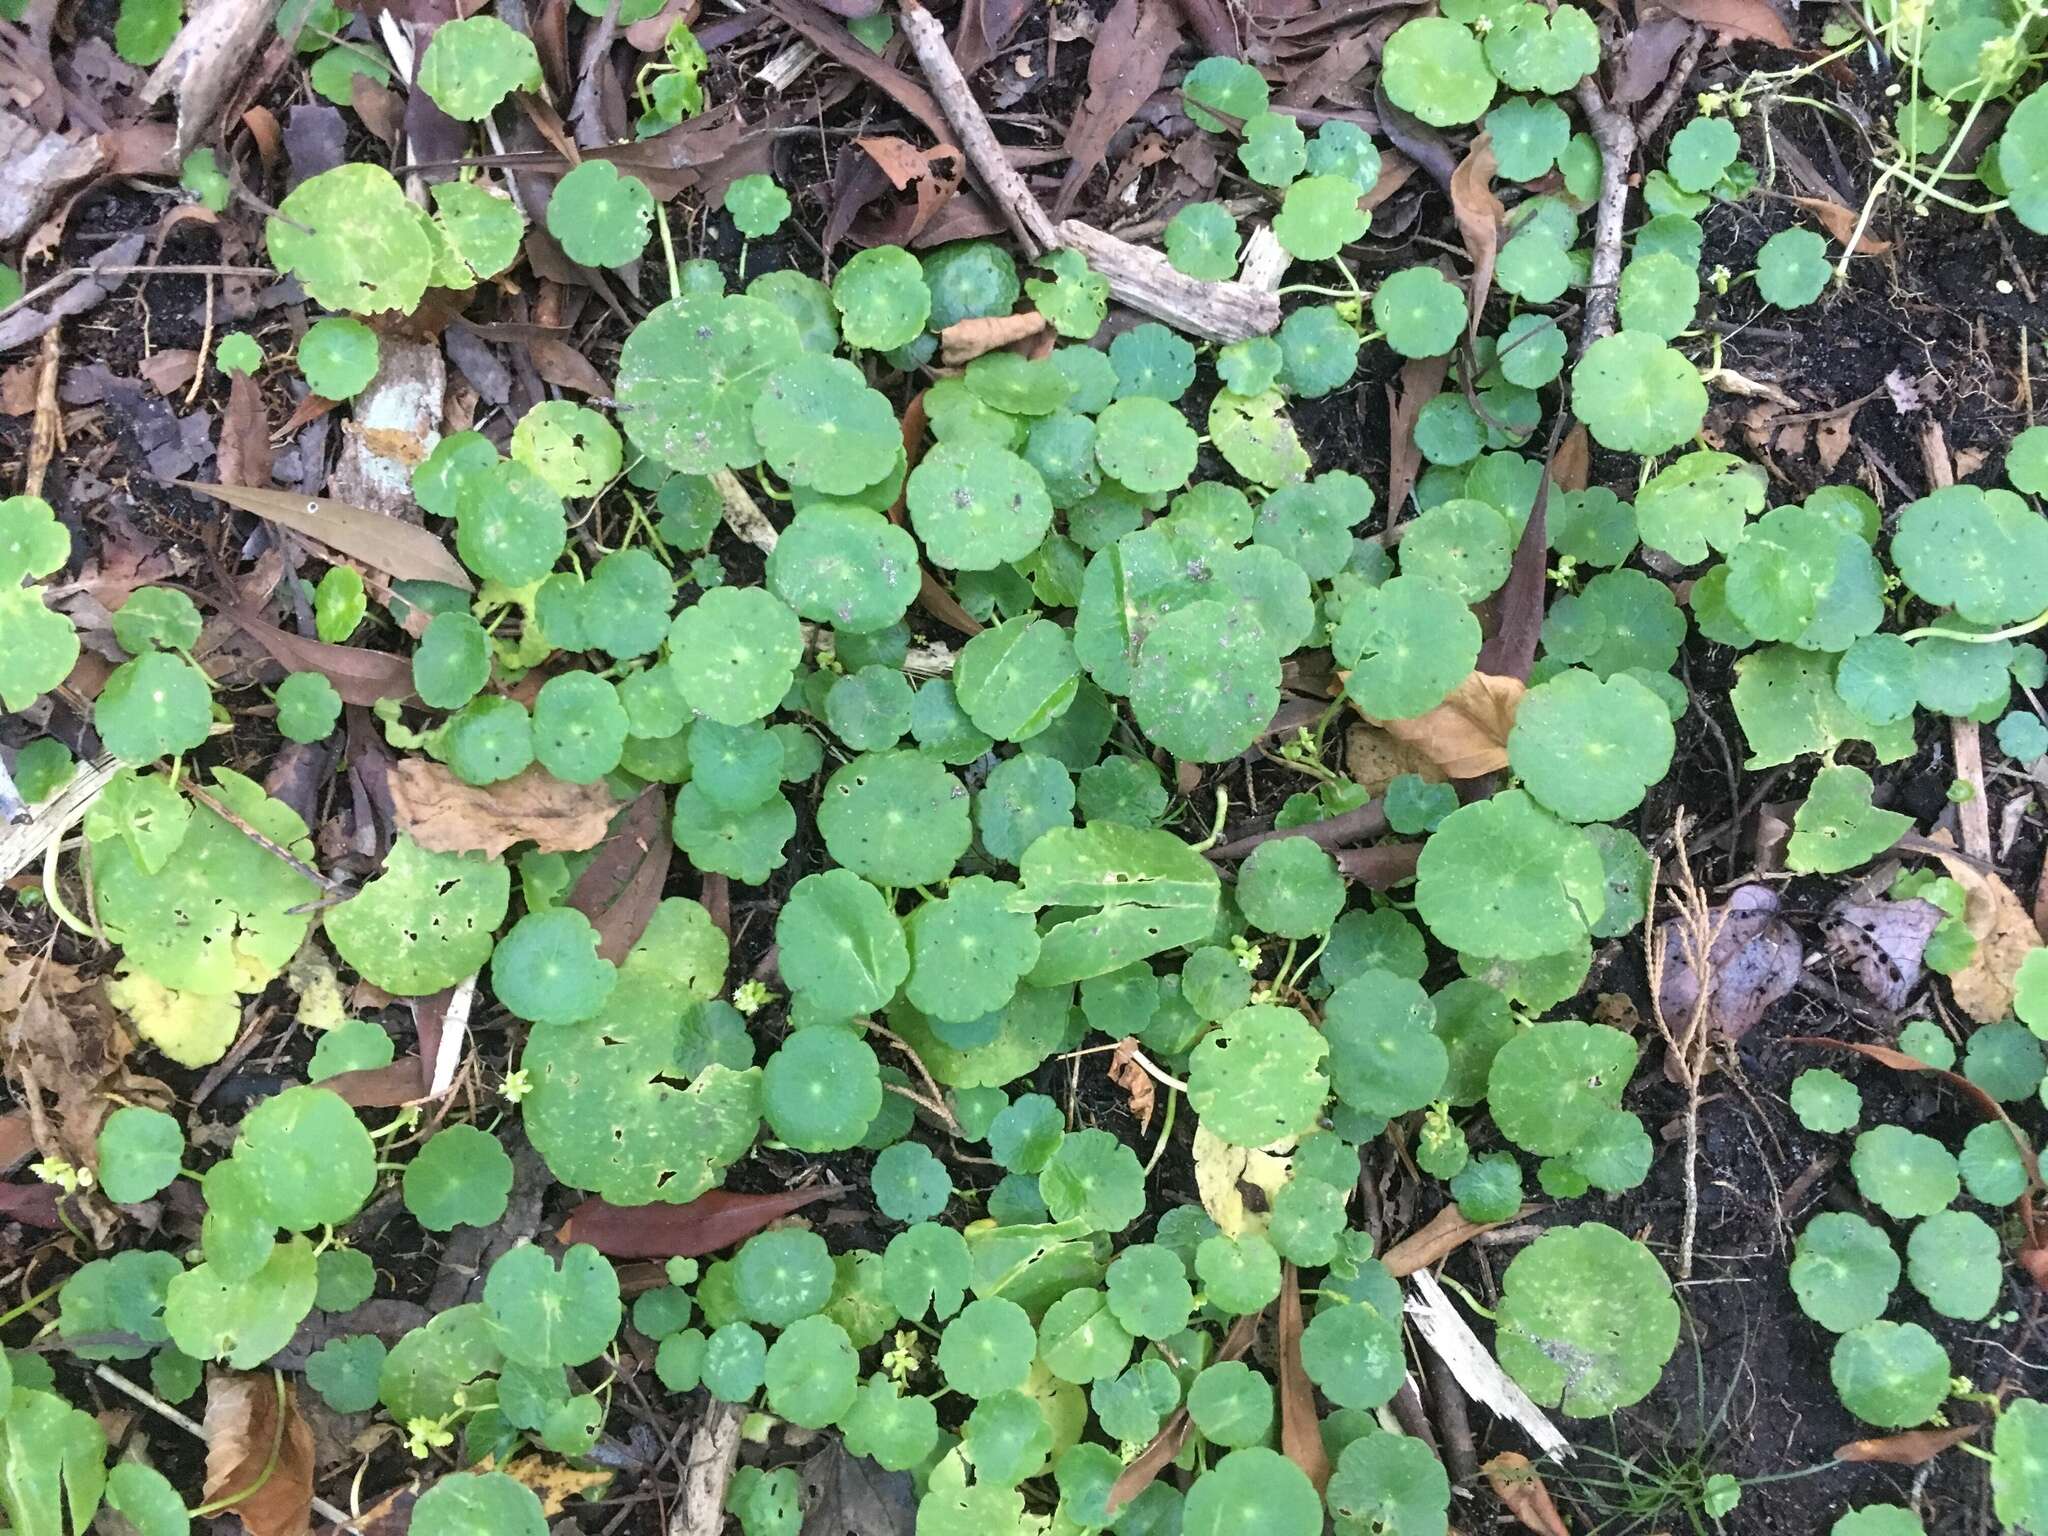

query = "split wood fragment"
[1403,1269,1572,1460]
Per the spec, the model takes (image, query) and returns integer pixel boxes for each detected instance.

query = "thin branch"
[1573,74,1638,355]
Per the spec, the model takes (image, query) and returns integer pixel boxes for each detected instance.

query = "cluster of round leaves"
[52,15,2048,1526]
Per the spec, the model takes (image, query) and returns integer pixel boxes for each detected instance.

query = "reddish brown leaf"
[1108,1309,1261,1513]
[1649,0,1794,47]
[558,1185,844,1259]
[0,1182,63,1228]
[528,337,610,396]
[203,1371,315,1536]
[1476,416,1571,681]
[1484,1452,1571,1536]
[1790,194,1891,255]
[566,787,672,963]
[1382,1202,1530,1277]
[220,604,415,707]
[1384,355,1451,529]
[1052,0,1181,218]
[1277,1265,1332,1493]
[321,1056,428,1110]
[1836,1423,1981,1465]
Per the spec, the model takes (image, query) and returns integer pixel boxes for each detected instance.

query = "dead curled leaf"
[1925,842,2043,1023]
[1790,194,1892,256]
[1105,1037,1156,1132]
[386,759,619,860]
[484,1455,611,1514]
[1835,1423,1981,1465]
[1647,0,1795,47]
[1484,1452,1571,1536]
[1449,133,1503,344]
[938,310,1048,365]
[1364,671,1525,780]
[203,1371,316,1536]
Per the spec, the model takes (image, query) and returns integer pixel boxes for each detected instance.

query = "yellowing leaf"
[1193,1122,1291,1238]
[488,1455,611,1515]
[1928,839,2043,1023]
[106,969,238,1068]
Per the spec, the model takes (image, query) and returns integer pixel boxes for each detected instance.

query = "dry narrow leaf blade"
[1276,1264,1332,1493]
[202,1371,316,1536]
[557,1185,844,1258]
[566,788,673,963]
[387,759,619,860]
[1107,1308,1261,1513]
[1835,1423,1981,1465]
[1381,1202,1532,1277]
[181,481,474,591]
[220,604,415,708]
[1053,0,1181,218]
[1450,133,1503,344]
[1650,0,1794,46]
[1484,1452,1572,1536]
[1385,355,1451,526]
[1366,671,1525,780]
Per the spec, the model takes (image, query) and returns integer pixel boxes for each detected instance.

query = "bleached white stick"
[1404,1268,1573,1460]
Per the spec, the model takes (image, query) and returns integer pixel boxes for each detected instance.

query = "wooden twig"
[25,328,61,498]
[895,0,1280,342]
[1637,25,1705,146]
[896,0,1056,255]
[864,1017,963,1136]
[710,470,779,552]
[1573,73,1638,355]
[184,781,339,895]
[1951,720,1994,864]
[0,755,119,881]
[666,1398,745,1536]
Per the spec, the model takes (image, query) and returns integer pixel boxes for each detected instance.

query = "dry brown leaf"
[1365,671,1525,780]
[388,760,619,860]
[1382,1202,1528,1277]
[1484,1452,1571,1536]
[1344,721,1445,798]
[488,1455,612,1514]
[1276,1264,1332,1494]
[203,1371,315,1536]
[181,481,473,591]
[1449,133,1503,344]
[939,310,1048,365]
[1384,354,1451,527]
[1926,839,2043,1022]
[1648,0,1794,46]
[1835,1423,1980,1465]
[567,786,672,963]
[1790,194,1892,256]
[217,373,273,491]
[1105,1037,1156,1131]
